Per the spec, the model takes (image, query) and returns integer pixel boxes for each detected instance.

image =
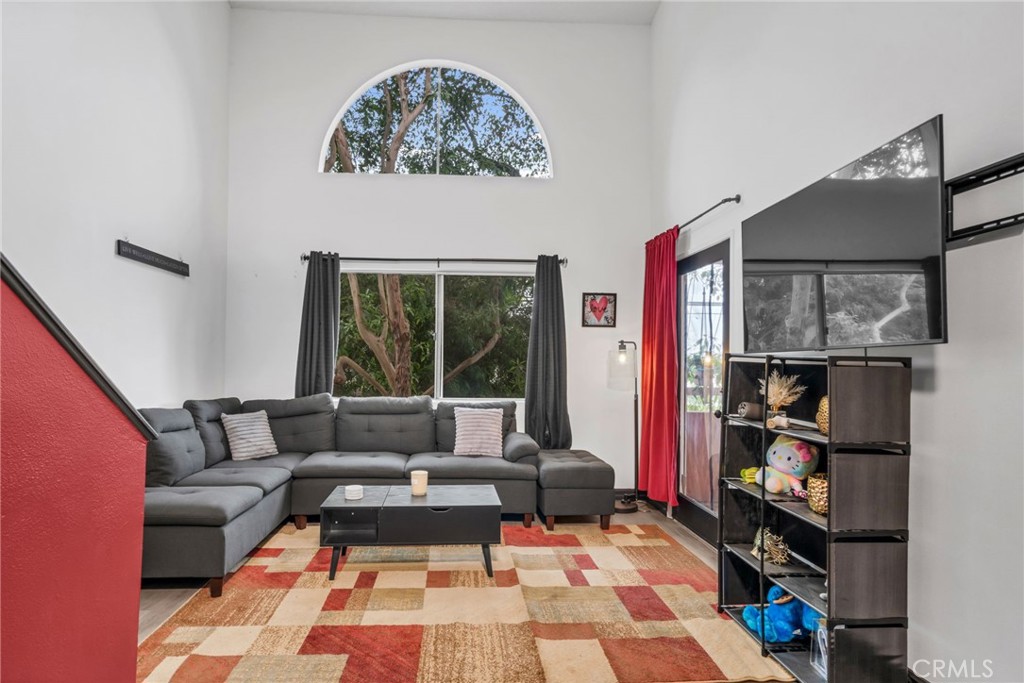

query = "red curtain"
[640,226,680,506]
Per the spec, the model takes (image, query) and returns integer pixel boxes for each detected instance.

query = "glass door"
[675,240,728,544]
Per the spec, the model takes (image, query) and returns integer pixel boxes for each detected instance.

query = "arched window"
[320,61,552,177]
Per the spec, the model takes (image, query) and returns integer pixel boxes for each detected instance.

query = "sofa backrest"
[184,397,242,467]
[139,408,206,487]
[242,394,335,453]
[335,396,435,454]
[435,401,517,452]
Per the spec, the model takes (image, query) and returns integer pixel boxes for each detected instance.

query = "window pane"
[335,273,435,396]
[437,68,551,177]
[329,68,439,174]
[442,276,533,398]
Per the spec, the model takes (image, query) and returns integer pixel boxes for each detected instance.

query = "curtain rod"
[677,195,741,230]
[300,254,567,266]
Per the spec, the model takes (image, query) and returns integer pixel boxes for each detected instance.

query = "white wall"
[225,9,651,483]
[1,1,230,407]
[652,2,1024,680]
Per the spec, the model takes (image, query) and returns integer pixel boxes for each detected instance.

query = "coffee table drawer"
[379,505,501,545]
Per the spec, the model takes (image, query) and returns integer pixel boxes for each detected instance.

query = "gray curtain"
[295,251,341,397]
[525,255,572,449]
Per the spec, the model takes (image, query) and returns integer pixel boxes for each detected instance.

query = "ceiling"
[229,1,661,25]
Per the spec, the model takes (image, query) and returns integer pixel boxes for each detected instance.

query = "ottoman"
[536,450,616,530]
[142,484,290,597]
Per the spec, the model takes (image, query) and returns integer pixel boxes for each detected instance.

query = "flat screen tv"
[742,115,946,353]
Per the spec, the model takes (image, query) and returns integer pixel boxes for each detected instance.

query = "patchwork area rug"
[138,523,790,682]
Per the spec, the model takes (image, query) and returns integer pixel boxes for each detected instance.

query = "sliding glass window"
[335,273,533,399]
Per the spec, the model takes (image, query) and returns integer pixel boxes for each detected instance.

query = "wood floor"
[137,501,716,643]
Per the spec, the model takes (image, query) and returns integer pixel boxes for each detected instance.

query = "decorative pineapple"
[816,396,830,435]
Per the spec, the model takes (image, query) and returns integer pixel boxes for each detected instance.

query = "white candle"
[410,470,428,496]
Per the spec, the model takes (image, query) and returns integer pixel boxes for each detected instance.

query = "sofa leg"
[523,513,533,528]
[294,515,307,530]
[600,514,611,530]
[546,515,555,531]
[209,577,224,598]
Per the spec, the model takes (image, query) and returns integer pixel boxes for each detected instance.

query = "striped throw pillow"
[221,410,279,461]
[453,407,504,457]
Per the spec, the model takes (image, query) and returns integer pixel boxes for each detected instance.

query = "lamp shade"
[607,348,637,391]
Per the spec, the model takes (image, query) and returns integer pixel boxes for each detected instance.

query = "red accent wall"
[1,282,148,682]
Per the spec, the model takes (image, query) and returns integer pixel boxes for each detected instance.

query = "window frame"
[339,263,535,401]
[318,59,554,178]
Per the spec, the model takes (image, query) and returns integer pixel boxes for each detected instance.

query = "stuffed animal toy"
[755,435,820,498]
[742,585,820,643]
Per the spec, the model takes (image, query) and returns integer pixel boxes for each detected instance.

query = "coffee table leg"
[329,546,341,580]
[482,544,493,577]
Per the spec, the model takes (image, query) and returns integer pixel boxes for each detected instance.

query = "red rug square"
[613,586,677,621]
[300,626,424,683]
[305,547,343,572]
[323,589,353,611]
[492,569,519,587]
[426,571,451,588]
[353,571,378,589]
[249,547,285,558]
[226,565,300,590]
[572,553,598,570]
[565,569,589,586]
[170,655,241,683]
[502,526,582,547]
[600,637,726,683]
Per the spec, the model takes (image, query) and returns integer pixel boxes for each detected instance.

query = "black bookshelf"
[716,354,911,683]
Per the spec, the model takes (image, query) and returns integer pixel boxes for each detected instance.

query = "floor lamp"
[608,340,639,513]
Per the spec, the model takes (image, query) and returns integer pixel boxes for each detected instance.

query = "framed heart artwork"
[582,292,617,327]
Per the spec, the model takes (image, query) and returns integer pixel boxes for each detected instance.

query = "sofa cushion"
[222,410,279,460]
[405,452,538,481]
[436,401,516,452]
[292,451,410,479]
[144,486,263,526]
[453,407,504,457]
[140,408,207,487]
[210,452,308,472]
[243,394,335,453]
[503,432,541,462]
[335,396,435,455]
[184,397,242,467]
[537,450,615,489]
[175,467,291,495]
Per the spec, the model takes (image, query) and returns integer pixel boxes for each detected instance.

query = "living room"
[1,1,1021,682]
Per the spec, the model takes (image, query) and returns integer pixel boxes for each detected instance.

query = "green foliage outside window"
[324,66,550,177]
[334,273,532,398]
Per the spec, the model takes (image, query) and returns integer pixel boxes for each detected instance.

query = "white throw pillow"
[221,410,279,461]
[453,407,504,457]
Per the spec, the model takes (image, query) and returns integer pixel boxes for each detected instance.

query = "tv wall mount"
[945,152,1024,249]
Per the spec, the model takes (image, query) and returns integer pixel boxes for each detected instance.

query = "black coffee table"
[319,484,502,580]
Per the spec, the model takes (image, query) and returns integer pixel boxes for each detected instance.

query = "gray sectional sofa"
[140,393,609,596]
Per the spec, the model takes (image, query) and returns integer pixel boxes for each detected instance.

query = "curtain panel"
[295,251,342,397]
[525,254,573,449]
[640,227,680,505]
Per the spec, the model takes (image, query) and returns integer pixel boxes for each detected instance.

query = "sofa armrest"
[503,432,540,462]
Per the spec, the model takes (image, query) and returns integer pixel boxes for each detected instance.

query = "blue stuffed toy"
[742,585,821,643]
